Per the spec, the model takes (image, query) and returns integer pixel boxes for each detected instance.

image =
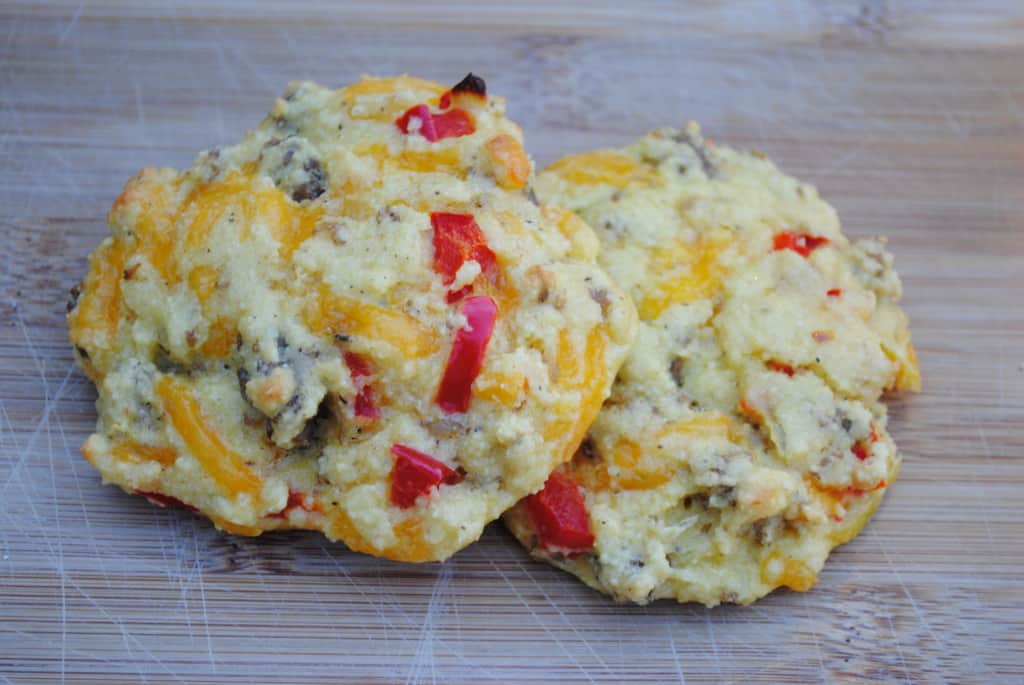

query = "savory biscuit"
[68,74,636,562]
[504,124,920,604]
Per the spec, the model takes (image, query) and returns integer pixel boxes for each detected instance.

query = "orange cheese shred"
[198,319,238,358]
[474,369,527,408]
[760,551,817,592]
[306,284,440,358]
[547,151,656,188]
[638,228,733,319]
[327,510,432,562]
[543,328,608,464]
[67,239,128,356]
[154,375,262,497]
[485,134,530,190]
[183,170,322,258]
[112,441,178,467]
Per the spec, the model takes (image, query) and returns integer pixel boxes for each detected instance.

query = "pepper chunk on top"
[436,296,498,414]
[524,472,595,553]
[430,212,497,301]
[772,230,830,257]
[395,104,475,142]
[390,444,462,509]
[343,351,380,419]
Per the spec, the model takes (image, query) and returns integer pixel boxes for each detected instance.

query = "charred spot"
[376,206,401,223]
[709,485,737,508]
[291,395,334,448]
[260,136,328,203]
[236,368,254,402]
[333,333,351,343]
[579,436,599,460]
[154,346,189,375]
[450,73,487,98]
[74,345,89,361]
[841,417,853,432]
[537,283,549,304]
[291,159,327,203]
[284,392,302,411]
[683,493,709,510]
[669,356,686,387]
[66,285,81,313]
[672,129,717,178]
[750,517,778,546]
[525,186,540,206]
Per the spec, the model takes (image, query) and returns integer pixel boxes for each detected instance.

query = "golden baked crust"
[68,75,637,562]
[504,124,919,604]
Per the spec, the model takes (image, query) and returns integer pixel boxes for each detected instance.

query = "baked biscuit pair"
[68,74,919,605]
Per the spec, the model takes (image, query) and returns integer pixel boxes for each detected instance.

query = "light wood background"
[2,2,1023,683]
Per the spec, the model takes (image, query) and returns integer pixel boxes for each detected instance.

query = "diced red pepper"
[851,441,871,461]
[395,104,474,142]
[344,351,380,419]
[430,212,497,300]
[869,423,880,443]
[135,490,198,512]
[524,472,594,553]
[827,288,842,297]
[268,490,319,519]
[436,296,498,414]
[390,444,462,509]
[766,360,796,377]
[773,230,830,257]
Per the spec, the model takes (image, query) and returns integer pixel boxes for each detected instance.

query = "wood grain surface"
[2,2,1023,683]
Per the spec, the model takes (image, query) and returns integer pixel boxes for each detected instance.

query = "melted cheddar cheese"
[547,151,656,188]
[154,375,262,497]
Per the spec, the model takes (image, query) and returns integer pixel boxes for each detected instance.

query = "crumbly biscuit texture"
[505,124,919,604]
[69,75,636,562]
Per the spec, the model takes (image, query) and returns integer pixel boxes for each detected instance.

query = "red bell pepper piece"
[773,230,830,257]
[851,441,871,461]
[435,296,498,414]
[430,212,497,301]
[766,360,796,377]
[268,490,319,519]
[135,490,198,512]
[524,472,594,553]
[827,288,842,297]
[344,351,380,419]
[395,104,474,142]
[390,444,462,508]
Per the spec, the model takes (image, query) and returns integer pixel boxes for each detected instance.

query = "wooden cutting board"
[2,2,1022,682]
